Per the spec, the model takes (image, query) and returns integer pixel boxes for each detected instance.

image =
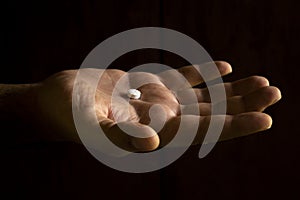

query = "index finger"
[158,61,232,90]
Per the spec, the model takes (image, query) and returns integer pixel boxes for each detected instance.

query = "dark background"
[2,0,299,199]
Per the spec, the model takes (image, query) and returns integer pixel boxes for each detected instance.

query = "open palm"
[37,61,281,152]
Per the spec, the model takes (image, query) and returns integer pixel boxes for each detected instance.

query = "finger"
[227,75,270,97]
[175,76,270,104]
[218,112,272,142]
[225,86,281,114]
[180,86,282,115]
[158,61,232,90]
[158,112,272,147]
[178,61,232,86]
[99,118,160,152]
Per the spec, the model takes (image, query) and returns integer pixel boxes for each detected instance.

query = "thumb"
[100,119,160,152]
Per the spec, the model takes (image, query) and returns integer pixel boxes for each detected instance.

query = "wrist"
[0,83,41,121]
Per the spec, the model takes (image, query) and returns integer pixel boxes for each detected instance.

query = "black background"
[2,0,300,199]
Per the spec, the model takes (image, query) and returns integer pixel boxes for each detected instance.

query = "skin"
[29,61,281,152]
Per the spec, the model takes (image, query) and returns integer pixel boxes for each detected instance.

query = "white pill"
[127,89,141,99]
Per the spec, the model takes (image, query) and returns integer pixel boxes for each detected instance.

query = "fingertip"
[131,134,160,152]
[233,112,273,135]
[215,61,232,75]
[251,76,270,87]
[248,112,273,131]
[262,86,282,105]
[270,86,282,103]
[259,113,273,130]
[129,124,160,152]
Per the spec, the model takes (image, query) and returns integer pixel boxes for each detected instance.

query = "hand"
[35,61,281,152]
